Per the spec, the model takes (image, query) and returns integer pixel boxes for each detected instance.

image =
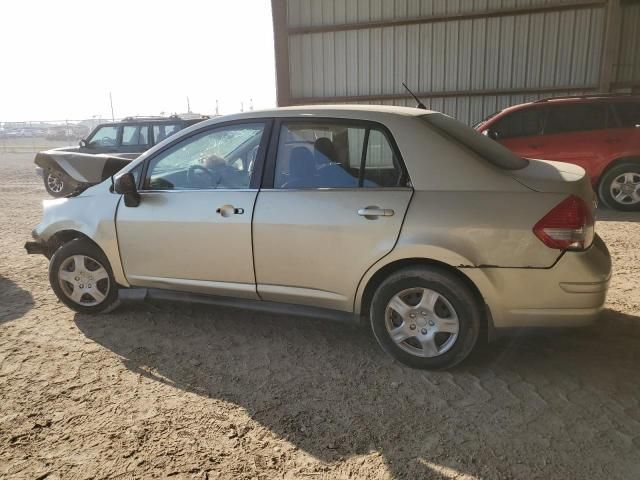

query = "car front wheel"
[49,238,120,314]
[44,168,74,197]
[598,163,640,211]
[370,266,480,370]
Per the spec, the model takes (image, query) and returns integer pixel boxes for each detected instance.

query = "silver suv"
[25,106,611,369]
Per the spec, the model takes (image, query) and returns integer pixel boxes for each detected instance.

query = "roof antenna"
[402,82,427,110]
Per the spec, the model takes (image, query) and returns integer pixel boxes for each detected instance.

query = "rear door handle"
[216,205,244,217]
[358,206,394,218]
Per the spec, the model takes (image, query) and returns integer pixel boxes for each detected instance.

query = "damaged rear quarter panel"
[396,190,566,269]
[353,190,566,314]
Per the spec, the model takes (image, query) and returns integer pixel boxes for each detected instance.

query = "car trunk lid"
[509,158,596,206]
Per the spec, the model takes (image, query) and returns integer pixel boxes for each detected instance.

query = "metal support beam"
[287,0,606,35]
[271,0,292,106]
[289,85,600,106]
[599,0,623,92]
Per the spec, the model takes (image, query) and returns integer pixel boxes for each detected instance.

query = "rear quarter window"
[613,102,640,128]
[421,113,529,170]
[544,103,607,134]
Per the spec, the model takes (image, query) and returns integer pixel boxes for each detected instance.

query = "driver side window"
[144,123,265,190]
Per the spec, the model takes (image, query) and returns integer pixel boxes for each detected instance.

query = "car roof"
[190,105,436,130]
[494,94,639,117]
[94,116,208,127]
[255,104,434,116]
[120,116,207,123]
[268,104,433,115]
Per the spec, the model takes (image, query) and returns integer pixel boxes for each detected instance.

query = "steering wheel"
[101,136,116,146]
[187,164,215,188]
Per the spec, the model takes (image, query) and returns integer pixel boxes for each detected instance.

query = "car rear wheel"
[44,168,74,197]
[598,163,640,211]
[49,238,120,314]
[370,266,480,370]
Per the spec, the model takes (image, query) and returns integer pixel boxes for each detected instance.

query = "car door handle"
[605,138,622,144]
[358,206,394,218]
[528,144,542,149]
[216,205,244,217]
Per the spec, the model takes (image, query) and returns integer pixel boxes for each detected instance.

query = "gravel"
[1,151,639,479]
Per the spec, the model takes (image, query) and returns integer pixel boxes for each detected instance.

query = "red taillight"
[533,195,595,251]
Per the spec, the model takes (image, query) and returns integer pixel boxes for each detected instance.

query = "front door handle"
[216,205,244,217]
[605,138,622,144]
[358,206,394,219]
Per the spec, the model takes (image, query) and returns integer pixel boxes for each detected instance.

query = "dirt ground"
[1,151,639,480]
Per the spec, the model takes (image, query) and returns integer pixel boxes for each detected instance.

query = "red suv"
[475,95,640,211]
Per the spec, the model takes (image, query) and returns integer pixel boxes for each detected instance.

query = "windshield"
[472,111,499,129]
[421,113,529,170]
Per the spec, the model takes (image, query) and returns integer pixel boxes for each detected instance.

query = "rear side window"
[121,125,149,146]
[422,113,529,170]
[545,104,607,134]
[153,123,182,144]
[273,121,405,189]
[613,102,640,128]
[489,108,545,139]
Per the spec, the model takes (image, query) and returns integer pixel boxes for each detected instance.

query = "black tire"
[44,168,74,198]
[370,266,481,370]
[598,162,640,212]
[49,238,120,314]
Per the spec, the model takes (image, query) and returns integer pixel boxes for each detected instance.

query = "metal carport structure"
[271,0,640,124]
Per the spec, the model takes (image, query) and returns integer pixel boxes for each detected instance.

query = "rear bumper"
[466,235,611,329]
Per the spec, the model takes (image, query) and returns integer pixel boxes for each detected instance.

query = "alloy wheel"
[610,172,640,205]
[47,172,65,194]
[384,287,460,358]
[57,255,110,306]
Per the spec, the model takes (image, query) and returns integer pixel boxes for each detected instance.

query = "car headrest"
[289,146,315,179]
[314,137,337,166]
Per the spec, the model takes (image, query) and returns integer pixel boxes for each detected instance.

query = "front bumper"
[35,166,44,178]
[25,241,47,255]
[466,235,611,329]
[25,228,48,257]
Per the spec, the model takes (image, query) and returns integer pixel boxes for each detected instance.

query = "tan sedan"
[26,106,611,369]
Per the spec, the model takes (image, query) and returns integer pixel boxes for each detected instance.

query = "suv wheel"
[49,238,120,314]
[598,163,640,211]
[44,168,73,197]
[370,267,480,370]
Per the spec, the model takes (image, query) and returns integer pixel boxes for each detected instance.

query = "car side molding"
[118,288,363,326]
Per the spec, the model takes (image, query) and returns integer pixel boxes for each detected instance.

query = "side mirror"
[114,172,141,207]
[79,139,86,147]
[487,130,499,140]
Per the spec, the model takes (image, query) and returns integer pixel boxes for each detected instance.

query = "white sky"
[0,0,277,121]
